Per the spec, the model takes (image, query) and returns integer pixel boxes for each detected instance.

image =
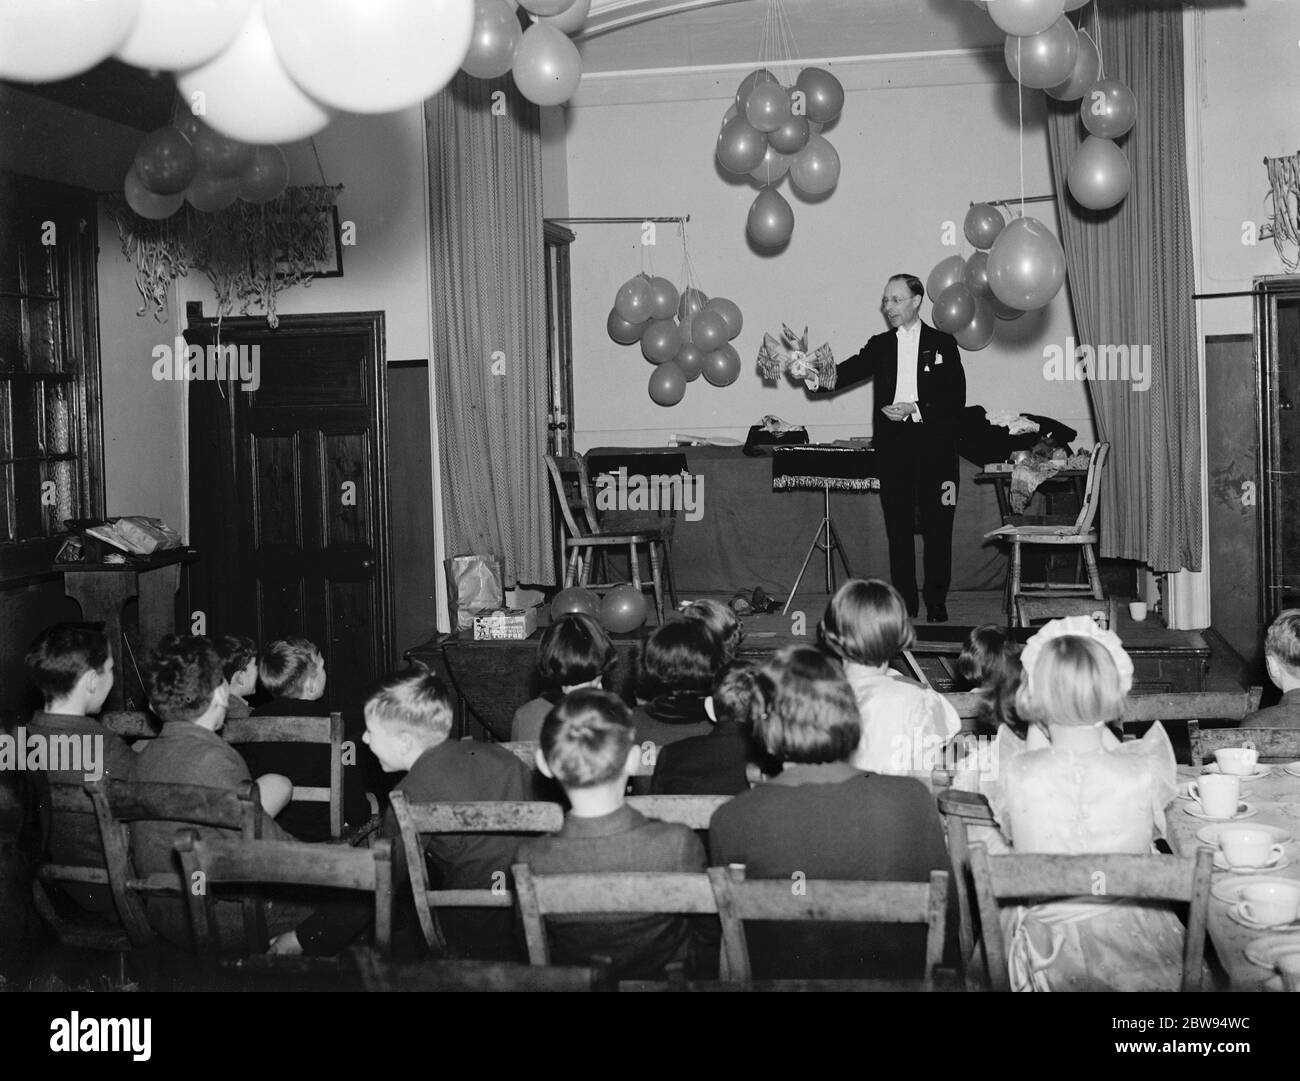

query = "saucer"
[1227,906,1300,932]
[1284,762,1300,779]
[1203,763,1271,781]
[1211,875,1300,904]
[1198,823,1293,847]
[1245,933,1300,969]
[1212,851,1290,874]
[1184,801,1256,821]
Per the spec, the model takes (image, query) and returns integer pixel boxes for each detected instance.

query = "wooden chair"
[984,442,1110,626]
[625,795,730,830]
[174,833,393,958]
[707,864,950,984]
[1015,594,1119,630]
[500,739,657,777]
[1187,721,1300,766]
[545,453,667,624]
[967,841,1214,992]
[389,793,563,951]
[936,788,998,990]
[352,947,614,992]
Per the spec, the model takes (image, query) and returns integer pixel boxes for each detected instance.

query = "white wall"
[562,50,1093,451]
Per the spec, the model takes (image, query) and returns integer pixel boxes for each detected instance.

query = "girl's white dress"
[844,662,961,776]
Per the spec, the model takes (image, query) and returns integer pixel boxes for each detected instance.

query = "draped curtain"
[426,74,554,584]
[1044,6,1201,572]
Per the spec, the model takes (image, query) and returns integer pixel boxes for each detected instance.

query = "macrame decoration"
[1264,152,1300,272]
[756,323,835,388]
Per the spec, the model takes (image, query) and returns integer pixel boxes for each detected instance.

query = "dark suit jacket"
[650,720,760,796]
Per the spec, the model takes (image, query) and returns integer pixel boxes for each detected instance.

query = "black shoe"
[927,605,949,624]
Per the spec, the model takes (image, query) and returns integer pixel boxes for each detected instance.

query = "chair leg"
[662,538,678,609]
[1083,543,1103,600]
[648,541,665,625]
[565,548,579,588]
[577,549,590,587]
[628,543,643,591]
[1010,540,1023,626]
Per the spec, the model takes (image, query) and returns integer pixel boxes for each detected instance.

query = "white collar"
[896,321,921,339]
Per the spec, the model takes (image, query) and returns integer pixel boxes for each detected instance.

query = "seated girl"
[629,619,723,748]
[680,598,743,664]
[511,613,616,742]
[954,624,1025,739]
[989,616,1183,992]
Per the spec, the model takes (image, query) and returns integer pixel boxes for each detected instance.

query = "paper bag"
[445,554,504,632]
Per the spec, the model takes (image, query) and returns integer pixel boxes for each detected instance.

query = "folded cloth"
[986,411,1041,436]
[1009,455,1064,514]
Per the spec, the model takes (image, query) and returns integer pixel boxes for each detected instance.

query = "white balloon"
[177,6,332,145]
[116,0,253,71]
[0,0,140,82]
[536,0,590,35]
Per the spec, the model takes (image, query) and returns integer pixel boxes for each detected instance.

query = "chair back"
[707,864,949,983]
[222,713,345,839]
[1073,441,1110,534]
[1187,720,1300,766]
[625,794,730,830]
[545,454,597,540]
[936,788,997,990]
[967,841,1213,992]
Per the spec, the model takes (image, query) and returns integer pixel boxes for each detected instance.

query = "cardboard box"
[472,606,539,641]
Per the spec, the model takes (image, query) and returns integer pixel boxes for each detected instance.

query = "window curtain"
[425,74,554,585]
[1044,6,1201,572]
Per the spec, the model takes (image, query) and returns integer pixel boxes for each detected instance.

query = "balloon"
[647,277,679,321]
[1064,0,1090,9]
[789,134,840,196]
[750,144,791,186]
[675,343,704,381]
[988,0,1065,38]
[648,361,686,406]
[987,217,1067,311]
[0,0,139,82]
[191,124,254,178]
[600,583,648,632]
[237,145,290,204]
[552,586,600,619]
[116,0,252,71]
[769,111,810,155]
[263,0,475,113]
[1081,77,1137,139]
[185,171,241,213]
[461,0,521,79]
[134,128,198,195]
[794,67,844,124]
[721,103,739,125]
[124,167,184,220]
[1046,29,1101,101]
[745,81,791,133]
[735,68,778,111]
[706,297,743,339]
[1004,18,1077,90]
[991,296,1024,321]
[955,299,996,351]
[537,0,590,34]
[964,203,1006,250]
[678,288,709,322]
[641,319,679,364]
[692,310,729,352]
[1067,135,1131,210]
[964,251,992,298]
[607,306,643,345]
[614,276,653,324]
[926,255,966,302]
[702,344,741,387]
[177,6,331,144]
[512,22,582,106]
[716,116,767,175]
[521,0,576,14]
[932,283,976,334]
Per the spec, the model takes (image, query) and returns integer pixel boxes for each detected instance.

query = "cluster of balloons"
[715,66,845,249]
[124,115,291,220]
[0,0,481,145]
[924,204,1066,349]
[607,275,744,406]
[552,584,648,634]
[461,0,588,107]
[975,0,1136,211]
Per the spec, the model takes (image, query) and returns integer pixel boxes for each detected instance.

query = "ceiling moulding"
[579,0,752,39]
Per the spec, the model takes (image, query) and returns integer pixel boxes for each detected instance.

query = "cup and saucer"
[1283,761,1300,779]
[1227,880,1300,931]
[1213,850,1290,874]
[1184,800,1256,821]
[1202,761,1271,783]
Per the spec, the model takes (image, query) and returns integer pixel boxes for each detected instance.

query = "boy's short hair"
[751,647,861,765]
[682,599,743,661]
[710,660,760,728]
[537,613,617,688]
[1265,610,1300,677]
[638,620,723,699]
[365,670,454,743]
[817,578,913,667]
[25,623,110,702]
[214,634,258,682]
[147,635,224,724]
[540,688,636,789]
[259,637,323,698]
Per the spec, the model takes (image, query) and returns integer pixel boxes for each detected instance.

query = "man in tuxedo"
[795,274,966,623]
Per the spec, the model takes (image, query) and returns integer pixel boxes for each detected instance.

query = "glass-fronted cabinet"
[1256,276,1300,625]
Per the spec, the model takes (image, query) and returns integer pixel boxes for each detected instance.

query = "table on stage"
[1166,763,1300,990]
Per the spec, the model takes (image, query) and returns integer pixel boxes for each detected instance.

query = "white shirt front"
[892,321,921,421]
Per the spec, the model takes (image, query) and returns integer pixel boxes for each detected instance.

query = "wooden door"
[185,309,391,710]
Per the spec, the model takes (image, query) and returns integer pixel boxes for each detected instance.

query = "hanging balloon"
[789,134,840,197]
[641,319,680,365]
[647,277,679,321]
[675,343,704,381]
[721,103,739,125]
[955,299,997,351]
[607,306,644,345]
[769,110,811,155]
[1046,28,1101,101]
[1067,136,1131,211]
[716,116,768,175]
[648,361,686,406]
[0,0,140,82]
[614,276,653,324]
[1063,0,1090,9]
[600,583,648,632]
[932,283,976,334]
[237,145,290,204]
[750,144,792,186]
[191,124,254,179]
[692,310,729,352]
[116,0,252,71]
[794,67,844,125]
[926,255,966,302]
[552,585,600,619]
[1004,17,1078,90]
[536,0,590,34]
[735,68,778,111]
[964,251,993,298]
[461,0,522,79]
[987,0,1066,38]
[745,81,792,134]
[134,128,198,195]
[987,217,1067,311]
[521,0,576,14]
[177,6,332,144]
[185,171,241,213]
[747,188,795,249]
[964,204,1006,250]
[703,344,741,387]
[1081,77,1137,139]
[512,22,583,106]
[124,167,185,220]
[678,287,709,322]
[990,295,1024,321]
[706,297,743,339]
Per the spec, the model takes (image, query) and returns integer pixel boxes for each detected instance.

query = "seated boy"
[243,637,369,841]
[25,624,135,914]
[1243,610,1300,729]
[214,634,259,720]
[515,689,711,979]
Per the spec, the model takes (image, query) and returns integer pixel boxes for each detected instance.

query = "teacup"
[1236,881,1300,927]
[1187,774,1240,818]
[1216,745,1259,777]
[1217,825,1285,868]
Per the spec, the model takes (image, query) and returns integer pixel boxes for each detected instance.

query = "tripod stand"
[783,482,854,615]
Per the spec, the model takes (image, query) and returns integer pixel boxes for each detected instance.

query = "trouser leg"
[879,455,919,614]
[919,449,958,611]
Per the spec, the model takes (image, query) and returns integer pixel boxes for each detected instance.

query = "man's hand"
[881,401,918,422]
[788,357,820,391]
